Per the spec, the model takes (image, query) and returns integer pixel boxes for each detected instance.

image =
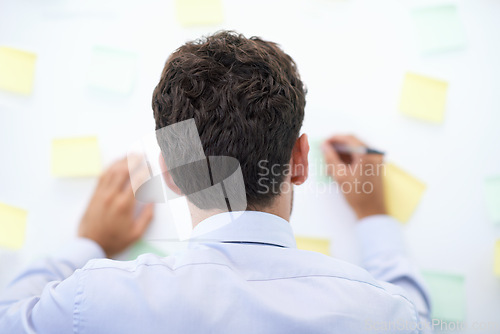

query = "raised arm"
[0,158,153,333]
[322,135,432,330]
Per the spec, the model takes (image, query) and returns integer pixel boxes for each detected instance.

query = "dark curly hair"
[152,31,306,209]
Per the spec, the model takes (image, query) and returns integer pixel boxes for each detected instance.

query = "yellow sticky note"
[175,0,223,27]
[0,202,28,250]
[51,137,102,177]
[295,236,331,256]
[383,163,426,223]
[495,240,500,277]
[399,72,448,123]
[0,47,37,95]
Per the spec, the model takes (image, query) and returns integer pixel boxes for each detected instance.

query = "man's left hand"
[78,158,154,257]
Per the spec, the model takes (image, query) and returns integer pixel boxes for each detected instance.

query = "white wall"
[1,0,499,331]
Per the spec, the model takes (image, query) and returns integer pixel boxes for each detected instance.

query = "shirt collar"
[188,211,297,248]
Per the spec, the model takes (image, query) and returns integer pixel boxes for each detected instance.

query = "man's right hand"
[322,135,387,220]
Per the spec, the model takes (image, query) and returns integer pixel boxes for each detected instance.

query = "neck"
[253,192,291,222]
[188,186,292,227]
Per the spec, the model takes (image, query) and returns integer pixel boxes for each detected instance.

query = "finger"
[108,159,131,191]
[324,136,354,165]
[327,134,367,147]
[96,170,110,190]
[100,158,126,187]
[131,204,154,241]
[321,141,345,177]
[350,153,365,168]
[362,151,384,166]
[321,141,342,165]
[327,135,371,164]
[97,161,119,188]
[127,153,144,175]
[119,179,135,204]
[128,160,152,195]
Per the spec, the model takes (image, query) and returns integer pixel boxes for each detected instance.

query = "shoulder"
[81,253,177,273]
[282,248,417,303]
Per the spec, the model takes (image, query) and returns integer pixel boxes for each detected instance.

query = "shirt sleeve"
[0,238,105,333]
[356,214,432,333]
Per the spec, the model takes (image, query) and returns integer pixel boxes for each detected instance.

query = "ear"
[290,133,309,186]
[158,154,183,196]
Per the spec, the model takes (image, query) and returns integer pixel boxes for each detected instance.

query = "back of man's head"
[152,31,306,209]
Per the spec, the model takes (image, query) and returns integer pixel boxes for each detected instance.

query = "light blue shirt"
[0,212,432,333]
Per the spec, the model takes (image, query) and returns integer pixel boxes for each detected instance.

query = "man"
[0,31,431,333]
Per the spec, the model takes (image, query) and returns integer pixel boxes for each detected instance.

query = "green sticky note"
[422,271,466,322]
[309,139,331,184]
[412,5,466,54]
[0,202,28,250]
[0,47,37,95]
[128,240,167,260]
[484,176,500,224]
[175,0,224,27]
[87,46,137,95]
